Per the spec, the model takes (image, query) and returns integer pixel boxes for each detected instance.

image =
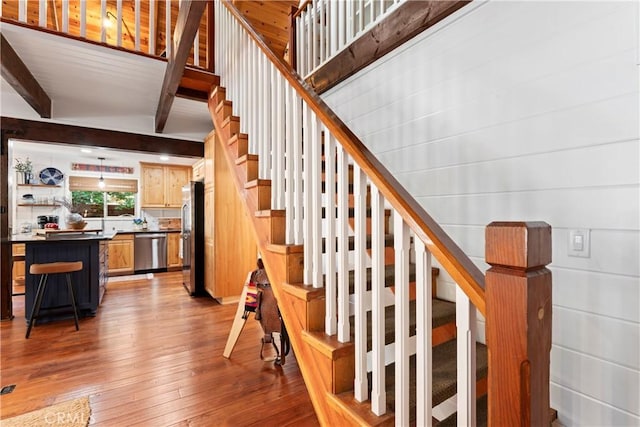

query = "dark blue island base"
[14,234,111,325]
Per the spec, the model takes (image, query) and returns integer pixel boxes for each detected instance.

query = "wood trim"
[222,0,486,315]
[307,0,470,94]
[206,0,215,72]
[0,129,11,320]
[154,0,208,132]
[0,17,165,65]
[288,6,297,69]
[0,33,51,118]
[0,117,204,158]
[293,0,312,19]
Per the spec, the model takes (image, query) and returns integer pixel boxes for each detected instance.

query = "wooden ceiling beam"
[0,33,52,118]
[154,1,207,133]
[0,117,204,158]
[307,0,470,94]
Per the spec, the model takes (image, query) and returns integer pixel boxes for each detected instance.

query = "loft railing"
[291,0,405,77]
[0,0,212,70]
[215,0,552,425]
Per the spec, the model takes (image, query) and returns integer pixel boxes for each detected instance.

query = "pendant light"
[98,157,106,189]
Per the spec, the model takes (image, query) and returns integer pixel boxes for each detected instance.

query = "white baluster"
[194,27,200,66]
[371,186,386,415]
[165,0,171,58]
[80,0,86,37]
[292,91,304,245]
[394,212,410,425]
[416,239,433,426]
[101,0,107,43]
[336,145,350,342]
[456,287,477,426]
[319,0,325,65]
[325,131,337,335]
[311,113,323,288]
[303,102,313,285]
[306,5,312,76]
[274,71,285,209]
[62,0,69,33]
[353,164,368,401]
[134,0,140,51]
[116,0,123,47]
[18,0,26,22]
[148,0,155,54]
[285,84,295,244]
[39,0,46,28]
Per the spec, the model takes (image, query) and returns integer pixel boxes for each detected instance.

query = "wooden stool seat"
[30,261,83,275]
[26,261,83,338]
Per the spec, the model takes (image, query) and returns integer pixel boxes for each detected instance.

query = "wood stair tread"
[381,340,488,415]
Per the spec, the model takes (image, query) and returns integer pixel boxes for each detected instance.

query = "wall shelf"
[17,184,61,188]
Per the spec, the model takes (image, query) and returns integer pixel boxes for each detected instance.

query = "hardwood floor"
[0,272,319,426]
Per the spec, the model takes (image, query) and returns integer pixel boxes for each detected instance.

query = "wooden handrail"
[222,0,486,315]
[293,0,313,19]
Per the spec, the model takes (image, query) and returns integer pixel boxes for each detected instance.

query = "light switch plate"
[568,229,590,258]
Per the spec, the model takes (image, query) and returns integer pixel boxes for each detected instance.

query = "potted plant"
[14,157,34,184]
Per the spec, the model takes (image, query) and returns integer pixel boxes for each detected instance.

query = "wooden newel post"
[288,6,298,70]
[485,221,552,426]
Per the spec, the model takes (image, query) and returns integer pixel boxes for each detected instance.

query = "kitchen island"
[11,231,114,324]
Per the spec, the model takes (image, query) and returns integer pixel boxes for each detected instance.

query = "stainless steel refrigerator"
[181,181,205,296]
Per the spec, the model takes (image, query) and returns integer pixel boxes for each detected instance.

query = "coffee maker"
[37,215,59,229]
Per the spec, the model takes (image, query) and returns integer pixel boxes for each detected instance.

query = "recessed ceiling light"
[159,155,170,161]
[81,148,92,153]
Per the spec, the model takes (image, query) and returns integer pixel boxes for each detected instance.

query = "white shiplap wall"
[323,1,640,425]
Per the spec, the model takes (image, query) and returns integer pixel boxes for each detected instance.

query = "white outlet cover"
[568,229,591,258]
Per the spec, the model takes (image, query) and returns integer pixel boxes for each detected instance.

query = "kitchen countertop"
[115,229,181,233]
[6,229,181,244]
[8,231,117,243]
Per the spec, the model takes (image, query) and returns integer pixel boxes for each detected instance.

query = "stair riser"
[245,183,271,211]
[229,134,249,158]
[235,157,258,182]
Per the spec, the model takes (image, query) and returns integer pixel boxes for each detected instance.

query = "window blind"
[69,176,138,193]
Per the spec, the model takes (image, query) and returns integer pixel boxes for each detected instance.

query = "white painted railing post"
[336,145,350,342]
[371,185,386,415]
[394,213,410,425]
[325,130,337,335]
[148,0,155,54]
[456,287,477,426]
[415,240,433,426]
[353,164,368,401]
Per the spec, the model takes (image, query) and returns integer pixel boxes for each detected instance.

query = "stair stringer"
[208,85,359,426]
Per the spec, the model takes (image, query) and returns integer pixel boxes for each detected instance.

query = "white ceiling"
[0,21,214,144]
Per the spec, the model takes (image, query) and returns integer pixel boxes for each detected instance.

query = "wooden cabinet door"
[108,238,134,274]
[12,260,25,283]
[12,244,26,283]
[166,232,182,268]
[204,186,215,297]
[141,164,165,207]
[165,166,190,207]
[192,159,205,182]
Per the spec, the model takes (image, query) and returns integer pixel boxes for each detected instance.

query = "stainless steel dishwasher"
[134,233,167,272]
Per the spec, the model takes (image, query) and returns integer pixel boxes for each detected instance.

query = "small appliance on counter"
[37,215,59,229]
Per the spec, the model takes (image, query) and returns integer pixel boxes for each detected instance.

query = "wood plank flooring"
[0,272,319,426]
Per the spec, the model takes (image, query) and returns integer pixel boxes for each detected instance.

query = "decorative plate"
[39,167,64,185]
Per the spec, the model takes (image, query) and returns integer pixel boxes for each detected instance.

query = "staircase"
[208,1,553,426]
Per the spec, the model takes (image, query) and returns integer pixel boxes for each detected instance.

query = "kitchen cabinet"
[140,163,191,208]
[108,233,134,275]
[12,243,25,284]
[192,158,205,182]
[203,131,256,303]
[166,232,182,269]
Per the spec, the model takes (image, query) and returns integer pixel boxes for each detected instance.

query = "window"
[71,191,136,218]
[69,177,138,218]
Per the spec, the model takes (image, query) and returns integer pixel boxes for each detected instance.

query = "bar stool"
[26,261,83,338]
